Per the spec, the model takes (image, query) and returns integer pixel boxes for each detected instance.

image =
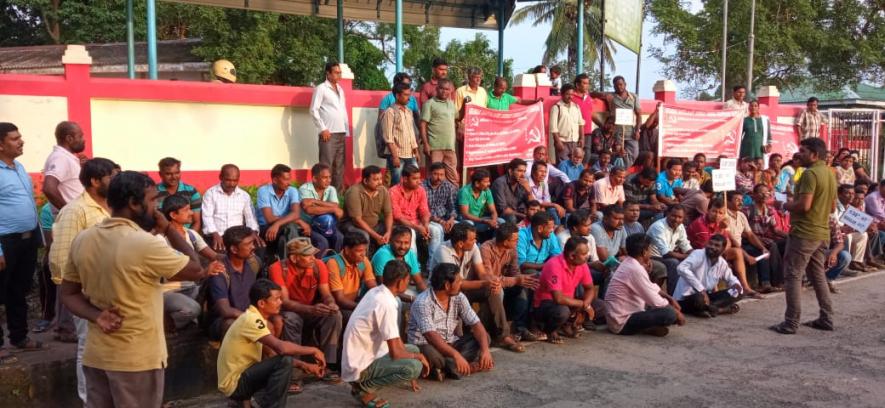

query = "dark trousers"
[619,306,677,335]
[532,300,571,334]
[229,355,294,408]
[653,256,681,295]
[340,221,387,254]
[743,240,785,286]
[464,288,510,341]
[782,236,833,329]
[504,271,536,332]
[417,332,483,372]
[319,132,346,192]
[37,249,56,322]
[281,311,342,365]
[678,290,739,316]
[0,231,39,345]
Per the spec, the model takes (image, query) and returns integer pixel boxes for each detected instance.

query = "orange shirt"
[268,259,329,305]
[327,255,375,301]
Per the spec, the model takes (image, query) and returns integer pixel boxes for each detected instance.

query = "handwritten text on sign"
[712,169,736,192]
[463,103,546,168]
[840,206,874,233]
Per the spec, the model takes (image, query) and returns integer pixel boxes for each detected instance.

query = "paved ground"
[182,271,885,407]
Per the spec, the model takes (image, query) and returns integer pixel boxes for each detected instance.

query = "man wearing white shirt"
[647,205,693,295]
[310,62,349,191]
[342,260,428,407]
[43,121,86,210]
[723,85,749,116]
[674,235,742,317]
[202,164,261,253]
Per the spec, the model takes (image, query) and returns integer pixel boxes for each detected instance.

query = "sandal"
[287,382,303,395]
[12,338,44,351]
[351,389,390,408]
[322,371,343,384]
[559,325,582,339]
[546,333,564,345]
[717,304,740,315]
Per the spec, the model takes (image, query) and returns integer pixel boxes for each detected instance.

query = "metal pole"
[126,0,135,79]
[577,0,584,75]
[395,0,403,72]
[635,40,641,95]
[337,0,344,63]
[598,0,605,89]
[746,0,756,95]
[720,0,728,101]
[497,1,504,76]
[146,0,158,80]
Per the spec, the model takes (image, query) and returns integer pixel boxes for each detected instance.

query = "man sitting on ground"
[257,164,314,261]
[267,238,342,383]
[647,205,693,294]
[208,226,260,341]
[533,237,598,344]
[605,234,686,336]
[202,164,261,253]
[558,148,585,181]
[623,167,667,223]
[560,168,594,214]
[371,226,428,302]
[656,159,684,206]
[327,232,377,315]
[217,279,325,408]
[424,162,459,255]
[673,234,742,317]
[156,156,202,232]
[527,161,567,224]
[408,263,494,381]
[491,158,534,225]
[342,166,393,251]
[458,169,502,237]
[591,166,626,218]
[623,201,645,235]
[342,260,430,408]
[390,165,435,252]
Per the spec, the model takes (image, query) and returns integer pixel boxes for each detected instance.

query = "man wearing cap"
[268,237,343,381]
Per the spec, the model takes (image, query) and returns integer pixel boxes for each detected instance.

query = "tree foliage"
[649,0,885,98]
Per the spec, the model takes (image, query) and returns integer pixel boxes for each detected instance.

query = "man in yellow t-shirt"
[218,279,325,407]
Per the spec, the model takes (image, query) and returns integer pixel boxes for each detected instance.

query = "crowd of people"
[0,58,871,408]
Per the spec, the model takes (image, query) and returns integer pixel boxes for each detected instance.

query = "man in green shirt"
[486,77,541,111]
[458,169,503,239]
[420,78,459,185]
[771,137,836,335]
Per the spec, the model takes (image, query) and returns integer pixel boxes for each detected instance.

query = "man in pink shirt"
[389,166,435,252]
[43,121,86,209]
[591,167,626,218]
[532,237,597,344]
[572,73,594,142]
[605,234,685,336]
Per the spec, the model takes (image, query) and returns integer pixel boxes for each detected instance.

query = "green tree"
[509,0,615,83]
[437,34,514,88]
[649,0,885,98]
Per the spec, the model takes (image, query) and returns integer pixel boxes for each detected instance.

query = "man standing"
[257,164,313,260]
[419,57,452,104]
[389,165,436,253]
[491,158,535,225]
[408,263,494,380]
[771,137,837,334]
[455,67,489,115]
[61,171,220,406]
[50,158,117,402]
[342,166,393,250]
[549,84,585,164]
[572,74,594,154]
[310,62,349,191]
[597,76,642,167]
[673,234,743,317]
[268,238,342,380]
[420,79,459,185]
[299,163,345,253]
[202,164,261,252]
[342,260,429,408]
[723,85,749,116]
[43,121,85,210]
[156,157,202,232]
[795,97,826,140]
[0,123,42,358]
[486,77,540,111]
[382,83,420,185]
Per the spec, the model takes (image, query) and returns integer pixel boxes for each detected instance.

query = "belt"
[0,230,34,240]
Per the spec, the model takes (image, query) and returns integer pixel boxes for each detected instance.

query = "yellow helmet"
[212,59,236,83]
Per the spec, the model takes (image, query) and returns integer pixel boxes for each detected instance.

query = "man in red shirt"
[532,237,598,344]
[389,165,436,252]
[268,237,342,381]
[419,58,454,104]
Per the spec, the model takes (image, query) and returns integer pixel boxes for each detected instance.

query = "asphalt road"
[180,271,885,408]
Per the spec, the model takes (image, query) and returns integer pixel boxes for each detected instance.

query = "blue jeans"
[826,250,851,281]
[387,157,417,185]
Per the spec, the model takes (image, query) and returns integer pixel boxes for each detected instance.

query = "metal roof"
[0,39,205,73]
[163,0,514,30]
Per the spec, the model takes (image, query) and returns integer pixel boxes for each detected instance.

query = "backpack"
[374,116,391,159]
[322,251,367,279]
[196,254,263,331]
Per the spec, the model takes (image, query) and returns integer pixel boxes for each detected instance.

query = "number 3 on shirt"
[255,319,266,330]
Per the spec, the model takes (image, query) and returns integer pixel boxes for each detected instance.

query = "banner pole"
[657,104,663,172]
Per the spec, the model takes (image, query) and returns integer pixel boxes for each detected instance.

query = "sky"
[437,1,704,98]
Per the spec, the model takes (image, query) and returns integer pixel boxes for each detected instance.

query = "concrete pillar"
[757,85,780,108]
[653,80,677,104]
[512,74,537,100]
[62,45,94,157]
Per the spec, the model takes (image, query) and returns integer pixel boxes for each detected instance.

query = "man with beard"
[62,171,223,406]
[561,169,594,213]
[43,121,86,210]
[533,237,598,344]
[673,234,743,317]
[156,157,202,232]
[491,158,535,225]
[371,226,428,302]
[50,158,118,403]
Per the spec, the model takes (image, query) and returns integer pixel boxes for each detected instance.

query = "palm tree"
[509,0,615,77]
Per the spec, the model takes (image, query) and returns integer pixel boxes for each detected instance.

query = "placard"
[840,206,874,233]
[615,108,634,126]
[719,158,737,171]
[711,169,736,192]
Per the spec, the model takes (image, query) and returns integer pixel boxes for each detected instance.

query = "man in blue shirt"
[512,211,561,340]
[370,226,427,302]
[256,164,313,261]
[379,73,420,114]
[558,148,586,181]
[0,122,43,352]
[656,158,684,206]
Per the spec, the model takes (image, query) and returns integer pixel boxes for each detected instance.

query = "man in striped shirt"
[795,97,826,140]
[381,83,419,186]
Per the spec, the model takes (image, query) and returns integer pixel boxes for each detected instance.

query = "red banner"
[768,121,800,159]
[659,106,742,158]
[463,103,546,168]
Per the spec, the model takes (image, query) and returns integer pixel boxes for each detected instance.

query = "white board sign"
[711,169,736,192]
[615,108,634,126]
[719,158,737,171]
[840,206,874,233]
